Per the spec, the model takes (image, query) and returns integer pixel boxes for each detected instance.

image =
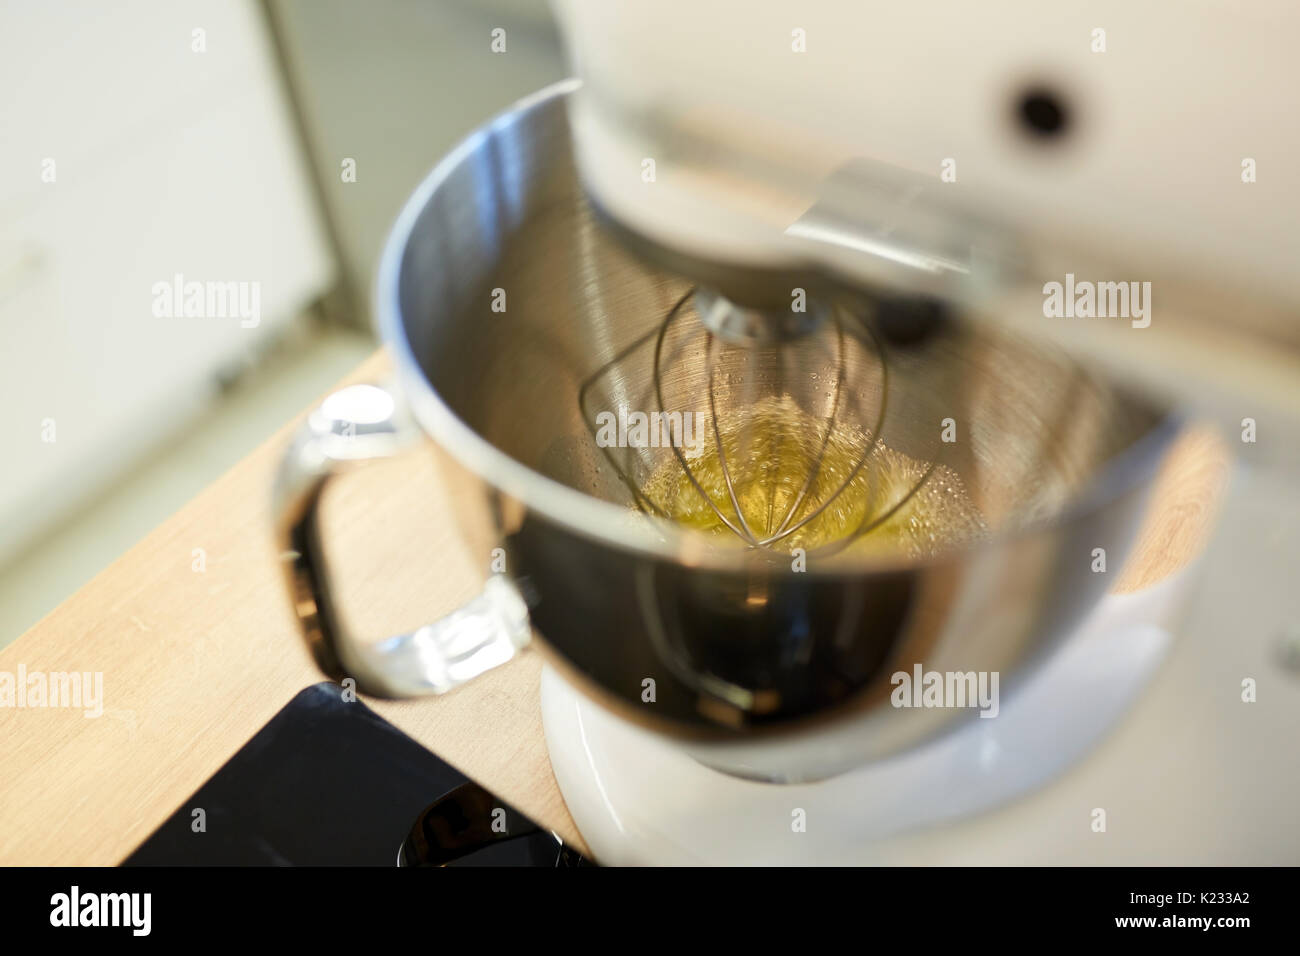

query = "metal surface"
[274,383,531,698]
[691,287,827,345]
[578,286,925,555]
[279,81,1180,781]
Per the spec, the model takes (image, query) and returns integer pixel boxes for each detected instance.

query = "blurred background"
[0,0,565,646]
[2,0,1296,867]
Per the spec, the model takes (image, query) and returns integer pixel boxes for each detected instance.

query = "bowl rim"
[376,78,1184,575]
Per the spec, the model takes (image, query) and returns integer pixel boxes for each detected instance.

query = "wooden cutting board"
[0,349,1229,864]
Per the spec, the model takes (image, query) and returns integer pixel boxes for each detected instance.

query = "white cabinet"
[0,0,334,563]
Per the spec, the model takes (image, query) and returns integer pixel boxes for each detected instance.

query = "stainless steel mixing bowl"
[275,80,1179,781]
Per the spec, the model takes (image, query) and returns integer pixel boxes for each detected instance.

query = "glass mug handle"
[273,382,531,698]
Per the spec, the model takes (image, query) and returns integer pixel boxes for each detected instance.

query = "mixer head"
[555,0,1300,456]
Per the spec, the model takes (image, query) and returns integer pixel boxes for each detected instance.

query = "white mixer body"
[552,0,1300,455]
[553,0,1299,305]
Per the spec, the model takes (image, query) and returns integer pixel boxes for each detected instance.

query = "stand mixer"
[278,2,1299,864]
[551,0,1300,442]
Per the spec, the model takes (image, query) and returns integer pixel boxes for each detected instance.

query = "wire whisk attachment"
[579,288,970,558]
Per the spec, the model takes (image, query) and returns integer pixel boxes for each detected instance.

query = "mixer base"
[541,573,1190,865]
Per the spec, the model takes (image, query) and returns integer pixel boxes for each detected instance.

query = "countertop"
[0,348,1233,864]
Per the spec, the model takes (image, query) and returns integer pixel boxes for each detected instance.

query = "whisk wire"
[580,286,939,555]
[751,316,891,548]
[764,313,848,541]
[652,294,755,542]
[705,333,762,546]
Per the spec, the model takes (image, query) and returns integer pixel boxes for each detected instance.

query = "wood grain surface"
[0,349,1228,865]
